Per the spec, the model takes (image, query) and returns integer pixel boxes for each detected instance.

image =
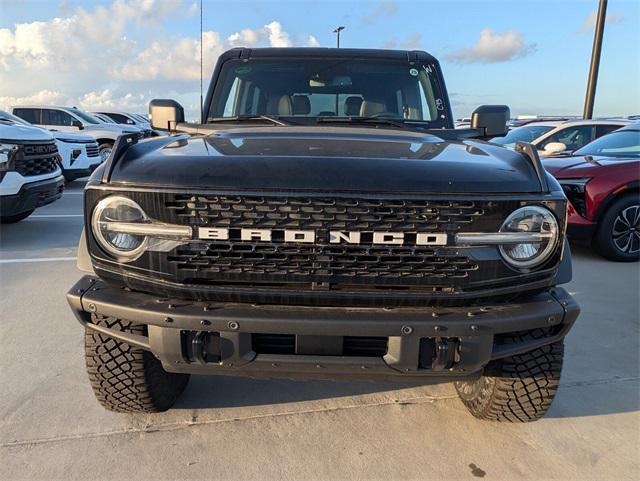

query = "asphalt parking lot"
[1,180,638,481]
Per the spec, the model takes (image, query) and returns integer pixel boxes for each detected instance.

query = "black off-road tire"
[454,330,564,422]
[1,209,34,223]
[85,314,190,413]
[592,194,640,262]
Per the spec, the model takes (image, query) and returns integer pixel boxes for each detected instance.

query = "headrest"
[344,96,363,116]
[292,95,311,115]
[360,99,387,117]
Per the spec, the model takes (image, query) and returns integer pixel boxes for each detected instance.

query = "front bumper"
[67,276,579,382]
[0,175,64,217]
[63,161,101,181]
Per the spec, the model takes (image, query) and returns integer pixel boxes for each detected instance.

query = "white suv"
[0,118,64,223]
[0,110,102,182]
[12,106,144,162]
[93,110,154,135]
[492,119,630,156]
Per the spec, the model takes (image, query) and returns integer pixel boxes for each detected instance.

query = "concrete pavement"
[1,180,638,481]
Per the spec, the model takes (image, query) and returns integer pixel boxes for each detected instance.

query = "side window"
[595,124,620,138]
[105,113,130,124]
[540,126,594,151]
[42,109,75,126]
[13,108,40,124]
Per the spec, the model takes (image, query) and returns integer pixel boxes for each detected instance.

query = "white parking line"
[29,214,84,218]
[0,257,77,264]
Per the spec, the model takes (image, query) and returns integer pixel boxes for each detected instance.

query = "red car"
[544,124,640,261]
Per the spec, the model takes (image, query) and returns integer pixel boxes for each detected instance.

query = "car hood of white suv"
[0,122,54,142]
[83,122,142,134]
[49,130,96,142]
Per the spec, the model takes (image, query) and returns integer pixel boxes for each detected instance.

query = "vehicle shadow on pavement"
[173,375,446,410]
[545,378,640,419]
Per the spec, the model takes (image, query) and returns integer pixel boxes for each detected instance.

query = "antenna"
[200,0,203,123]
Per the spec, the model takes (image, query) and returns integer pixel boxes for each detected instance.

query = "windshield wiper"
[207,115,289,126]
[316,116,411,130]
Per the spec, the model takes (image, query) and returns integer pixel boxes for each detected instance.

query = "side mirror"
[149,99,184,131]
[71,120,84,130]
[471,105,510,137]
[543,142,567,155]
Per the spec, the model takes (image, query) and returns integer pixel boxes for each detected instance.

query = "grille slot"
[15,142,59,177]
[85,143,100,157]
[251,334,388,357]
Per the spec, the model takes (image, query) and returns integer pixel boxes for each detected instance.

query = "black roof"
[219,47,438,63]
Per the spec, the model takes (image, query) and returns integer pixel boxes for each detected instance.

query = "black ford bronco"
[67,48,579,422]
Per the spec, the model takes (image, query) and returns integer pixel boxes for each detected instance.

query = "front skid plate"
[67,276,579,380]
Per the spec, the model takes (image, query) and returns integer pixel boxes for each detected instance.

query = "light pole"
[584,0,608,119]
[333,26,345,48]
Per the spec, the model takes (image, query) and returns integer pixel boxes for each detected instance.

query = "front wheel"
[592,194,640,262]
[85,314,190,413]
[98,142,114,162]
[455,332,564,422]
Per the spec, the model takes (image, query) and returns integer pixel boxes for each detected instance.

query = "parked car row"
[1,105,157,223]
[11,106,155,162]
[486,117,639,261]
[492,118,630,156]
[545,124,639,261]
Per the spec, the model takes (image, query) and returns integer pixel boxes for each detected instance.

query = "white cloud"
[226,21,292,48]
[264,21,291,48]
[228,28,262,47]
[77,89,147,111]
[117,31,224,81]
[579,10,624,32]
[0,1,316,120]
[307,35,320,47]
[0,90,67,110]
[445,29,536,64]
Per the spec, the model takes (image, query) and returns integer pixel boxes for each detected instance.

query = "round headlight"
[92,196,148,260]
[498,206,559,269]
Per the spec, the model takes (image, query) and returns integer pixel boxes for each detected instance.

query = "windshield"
[573,130,640,158]
[492,125,554,146]
[132,114,149,123]
[0,110,31,126]
[69,108,100,125]
[208,58,448,127]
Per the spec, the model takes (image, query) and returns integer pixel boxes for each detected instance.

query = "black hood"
[107,126,545,193]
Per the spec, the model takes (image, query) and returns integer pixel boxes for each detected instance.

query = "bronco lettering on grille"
[198,227,447,246]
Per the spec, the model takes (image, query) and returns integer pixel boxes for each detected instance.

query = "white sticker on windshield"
[409,68,419,76]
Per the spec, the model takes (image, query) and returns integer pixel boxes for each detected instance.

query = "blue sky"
[1,0,638,120]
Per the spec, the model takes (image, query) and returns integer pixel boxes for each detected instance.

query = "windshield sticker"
[409,68,419,76]
[435,98,444,111]
[423,64,433,74]
[235,66,252,75]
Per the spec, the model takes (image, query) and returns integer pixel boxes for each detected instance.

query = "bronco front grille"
[158,195,495,286]
[88,190,558,302]
[15,142,59,177]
